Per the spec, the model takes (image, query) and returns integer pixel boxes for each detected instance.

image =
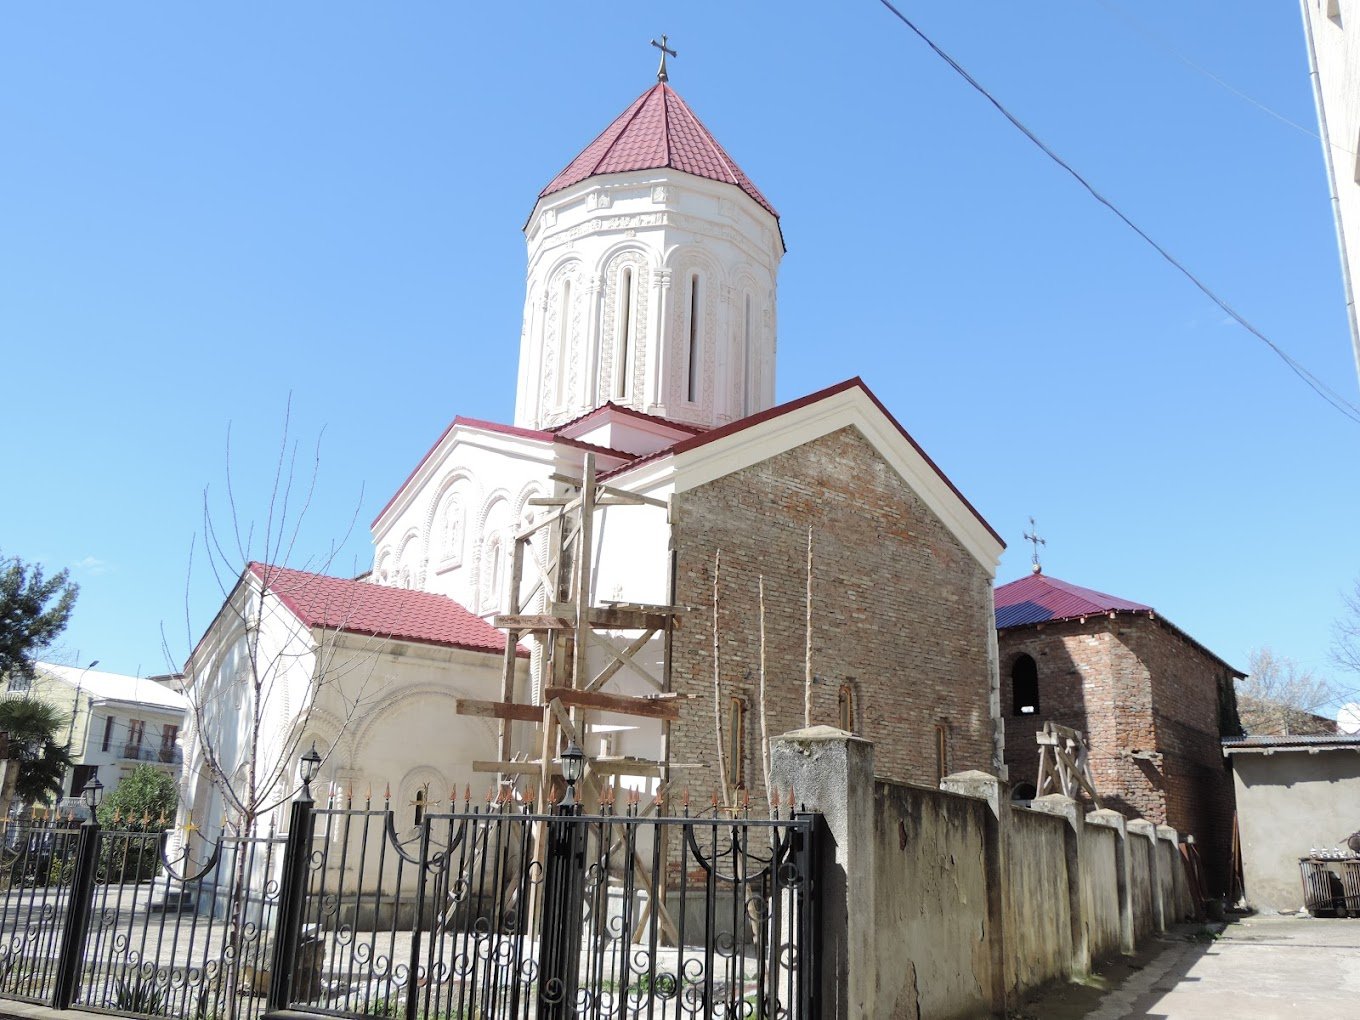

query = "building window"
[838,683,856,733]
[742,292,754,416]
[615,267,635,399]
[728,696,746,790]
[935,723,950,784]
[413,786,427,827]
[1011,654,1040,716]
[101,716,116,752]
[160,724,179,763]
[127,719,145,758]
[1011,782,1037,803]
[686,274,701,403]
[69,764,97,799]
[556,278,574,406]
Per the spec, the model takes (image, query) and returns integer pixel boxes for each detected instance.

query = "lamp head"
[299,745,322,799]
[82,771,104,812]
[560,740,585,784]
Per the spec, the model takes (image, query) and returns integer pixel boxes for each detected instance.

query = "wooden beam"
[472,761,553,775]
[542,686,682,720]
[457,698,543,724]
[587,607,673,631]
[493,614,573,631]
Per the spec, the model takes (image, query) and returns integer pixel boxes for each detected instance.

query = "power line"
[1094,0,1334,148]
[875,0,1360,426]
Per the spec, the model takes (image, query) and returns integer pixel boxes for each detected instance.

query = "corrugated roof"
[538,83,778,219]
[247,563,522,657]
[35,663,188,711]
[994,572,1151,629]
[1223,733,1360,750]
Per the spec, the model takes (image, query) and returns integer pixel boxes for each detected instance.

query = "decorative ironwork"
[284,790,817,1019]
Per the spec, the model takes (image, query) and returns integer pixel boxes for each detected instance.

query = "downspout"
[1299,0,1360,381]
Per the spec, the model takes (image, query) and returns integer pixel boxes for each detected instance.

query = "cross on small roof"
[651,34,676,83]
[1023,517,1046,574]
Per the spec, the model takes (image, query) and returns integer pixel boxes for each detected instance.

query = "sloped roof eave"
[600,378,1005,570]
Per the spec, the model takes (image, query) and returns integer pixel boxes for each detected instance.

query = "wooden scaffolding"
[451,455,701,933]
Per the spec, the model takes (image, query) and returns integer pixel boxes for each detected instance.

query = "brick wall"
[999,613,1238,896]
[668,426,998,794]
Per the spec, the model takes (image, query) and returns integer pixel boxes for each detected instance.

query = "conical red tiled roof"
[539,83,778,219]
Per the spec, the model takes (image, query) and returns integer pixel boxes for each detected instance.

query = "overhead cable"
[876,0,1360,425]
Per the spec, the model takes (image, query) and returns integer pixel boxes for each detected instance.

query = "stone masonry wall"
[670,426,998,792]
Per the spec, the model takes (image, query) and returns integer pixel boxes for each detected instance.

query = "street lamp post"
[63,660,99,802]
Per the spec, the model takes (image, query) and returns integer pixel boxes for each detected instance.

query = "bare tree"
[167,401,384,1015]
[1237,647,1338,736]
[1333,579,1360,680]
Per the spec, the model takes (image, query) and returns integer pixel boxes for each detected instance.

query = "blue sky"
[3,3,1357,693]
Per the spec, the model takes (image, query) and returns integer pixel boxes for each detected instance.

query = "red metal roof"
[994,572,1150,629]
[247,562,523,657]
[538,83,778,219]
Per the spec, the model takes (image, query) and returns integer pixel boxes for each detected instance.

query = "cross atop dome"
[651,34,676,83]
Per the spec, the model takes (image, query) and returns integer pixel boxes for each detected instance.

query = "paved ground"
[1013,914,1360,1019]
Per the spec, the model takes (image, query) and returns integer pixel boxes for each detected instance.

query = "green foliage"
[0,553,78,688]
[108,974,167,1016]
[99,765,178,830]
[99,765,178,883]
[0,697,72,803]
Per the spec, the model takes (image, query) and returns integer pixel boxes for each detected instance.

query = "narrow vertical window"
[101,716,115,752]
[838,683,855,733]
[728,696,746,790]
[615,267,634,398]
[686,274,701,402]
[935,723,950,784]
[556,279,573,406]
[1011,654,1040,716]
[413,787,427,827]
[742,293,754,416]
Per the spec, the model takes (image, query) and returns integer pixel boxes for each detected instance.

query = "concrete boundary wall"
[771,727,1195,1019]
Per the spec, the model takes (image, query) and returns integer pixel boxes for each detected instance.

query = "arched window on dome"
[742,291,755,417]
[686,273,702,403]
[555,278,574,408]
[1011,654,1040,716]
[614,266,636,399]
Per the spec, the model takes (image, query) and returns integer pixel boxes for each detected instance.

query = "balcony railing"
[119,743,183,765]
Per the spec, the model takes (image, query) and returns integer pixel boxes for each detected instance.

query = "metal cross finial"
[651,34,676,83]
[1024,517,1047,574]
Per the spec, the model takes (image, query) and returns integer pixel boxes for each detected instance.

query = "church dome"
[538,82,779,223]
[515,76,783,433]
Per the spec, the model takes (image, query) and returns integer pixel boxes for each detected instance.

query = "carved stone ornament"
[651,186,669,204]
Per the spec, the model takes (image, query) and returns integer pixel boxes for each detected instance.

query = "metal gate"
[279,794,818,1018]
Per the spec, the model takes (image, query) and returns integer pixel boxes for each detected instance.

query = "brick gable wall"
[668,426,998,794]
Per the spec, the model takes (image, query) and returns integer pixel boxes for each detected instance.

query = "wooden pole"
[758,575,772,807]
[804,527,813,728]
[711,549,729,801]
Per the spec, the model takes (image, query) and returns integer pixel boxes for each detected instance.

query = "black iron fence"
[0,795,819,1020]
[280,792,818,1020]
[0,814,284,1020]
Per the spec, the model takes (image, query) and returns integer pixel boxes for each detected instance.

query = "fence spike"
[711,790,719,810]
[486,787,495,804]
[655,788,665,810]
[464,784,472,806]
[743,788,751,811]
[787,787,796,811]
[384,783,391,806]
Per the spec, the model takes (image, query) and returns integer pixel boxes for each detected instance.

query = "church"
[178,58,1007,838]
